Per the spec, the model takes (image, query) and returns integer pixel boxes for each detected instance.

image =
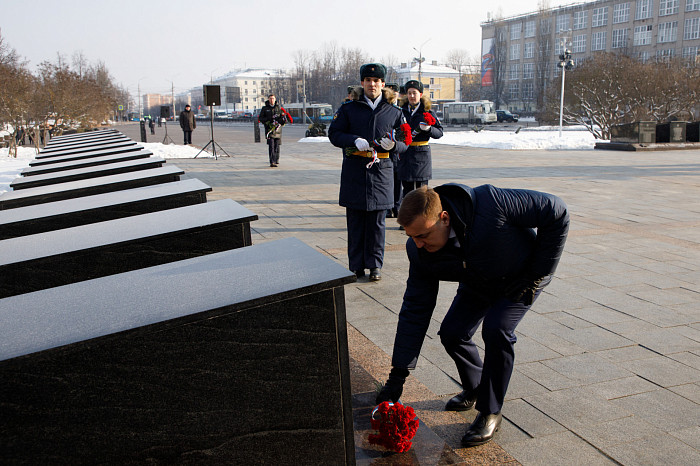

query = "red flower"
[423,112,436,126]
[368,402,419,453]
[398,123,413,145]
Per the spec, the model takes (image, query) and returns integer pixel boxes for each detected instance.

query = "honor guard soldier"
[329,63,409,281]
[398,80,443,197]
[376,184,569,447]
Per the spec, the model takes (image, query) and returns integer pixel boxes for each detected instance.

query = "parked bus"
[283,103,334,124]
[443,101,497,125]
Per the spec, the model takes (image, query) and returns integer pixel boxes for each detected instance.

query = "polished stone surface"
[29,144,145,167]
[38,136,132,154]
[0,165,183,209]
[11,157,165,189]
[0,198,257,297]
[0,238,356,464]
[36,139,137,158]
[21,149,153,176]
[0,178,211,239]
[45,129,119,145]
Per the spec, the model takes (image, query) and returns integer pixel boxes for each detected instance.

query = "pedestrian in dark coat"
[376,183,569,447]
[398,80,443,197]
[258,94,289,167]
[329,63,409,281]
[179,104,196,144]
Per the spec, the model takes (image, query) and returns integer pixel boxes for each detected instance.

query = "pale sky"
[1,0,563,96]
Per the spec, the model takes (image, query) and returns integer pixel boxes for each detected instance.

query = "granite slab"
[39,135,131,153]
[35,140,138,159]
[21,150,153,176]
[0,198,257,297]
[29,144,145,166]
[0,178,212,239]
[0,165,183,209]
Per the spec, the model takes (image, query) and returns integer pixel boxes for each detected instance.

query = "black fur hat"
[360,63,387,81]
[404,80,424,93]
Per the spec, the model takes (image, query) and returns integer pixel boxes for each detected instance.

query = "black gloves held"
[375,367,409,404]
[505,276,546,306]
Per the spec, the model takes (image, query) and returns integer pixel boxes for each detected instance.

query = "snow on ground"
[1,128,604,193]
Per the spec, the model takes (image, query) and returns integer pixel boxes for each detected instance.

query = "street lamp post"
[413,38,431,83]
[557,47,574,138]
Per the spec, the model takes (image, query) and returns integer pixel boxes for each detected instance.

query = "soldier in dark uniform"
[398,80,443,197]
[385,83,402,219]
[376,184,569,447]
[328,63,408,281]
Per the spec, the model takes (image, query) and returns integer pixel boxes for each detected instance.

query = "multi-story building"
[141,94,173,118]
[393,61,461,109]
[481,0,700,113]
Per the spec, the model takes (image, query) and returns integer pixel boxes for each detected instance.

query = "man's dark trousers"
[183,130,192,144]
[345,208,386,271]
[438,285,543,415]
[267,138,280,165]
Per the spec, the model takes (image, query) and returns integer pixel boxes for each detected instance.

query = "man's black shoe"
[445,390,477,412]
[369,268,381,281]
[353,269,365,279]
[461,412,502,447]
[386,209,394,218]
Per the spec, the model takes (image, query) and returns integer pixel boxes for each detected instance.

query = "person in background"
[179,104,196,145]
[258,94,289,167]
[376,184,569,447]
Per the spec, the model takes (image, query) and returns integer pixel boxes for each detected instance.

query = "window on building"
[540,18,551,34]
[658,21,678,42]
[245,89,248,95]
[245,81,248,85]
[592,7,609,27]
[685,17,700,40]
[430,78,435,84]
[524,20,536,37]
[522,82,534,100]
[636,0,653,19]
[592,31,607,50]
[245,97,248,102]
[656,48,676,61]
[524,42,535,58]
[509,83,519,100]
[682,45,699,59]
[430,91,434,99]
[613,3,631,23]
[612,28,629,48]
[659,0,679,15]
[509,64,520,80]
[634,25,653,45]
[510,43,521,60]
[687,0,700,12]
[573,34,587,53]
[555,41,566,55]
[522,63,534,79]
[510,22,522,40]
[638,51,651,62]
[253,81,256,85]
[556,14,570,32]
[573,10,588,30]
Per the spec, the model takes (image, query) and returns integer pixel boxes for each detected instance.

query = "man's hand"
[379,136,395,150]
[354,138,370,151]
[419,122,431,131]
[505,277,546,306]
[375,367,409,404]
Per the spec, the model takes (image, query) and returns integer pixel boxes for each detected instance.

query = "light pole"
[136,76,147,119]
[413,38,431,83]
[557,46,574,138]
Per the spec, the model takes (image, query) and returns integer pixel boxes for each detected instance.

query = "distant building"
[481,0,700,113]
[393,61,461,109]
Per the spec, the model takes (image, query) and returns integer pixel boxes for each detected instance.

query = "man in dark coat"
[258,94,288,167]
[398,80,443,198]
[329,63,408,281]
[376,184,569,447]
[178,104,196,145]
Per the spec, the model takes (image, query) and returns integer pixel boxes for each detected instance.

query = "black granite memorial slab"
[10,157,166,190]
[0,165,184,210]
[0,237,356,464]
[29,145,146,167]
[48,129,119,143]
[39,135,131,154]
[21,150,153,176]
[42,133,129,150]
[0,198,257,297]
[35,140,138,159]
[0,178,212,239]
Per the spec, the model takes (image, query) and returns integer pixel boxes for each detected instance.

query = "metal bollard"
[254,121,261,143]
[140,120,147,143]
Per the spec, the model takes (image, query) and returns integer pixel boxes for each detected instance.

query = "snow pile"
[141,143,211,159]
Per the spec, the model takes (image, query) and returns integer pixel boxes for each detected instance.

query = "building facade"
[481,0,700,113]
[393,61,461,109]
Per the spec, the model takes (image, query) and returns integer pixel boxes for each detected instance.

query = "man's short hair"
[397,186,443,226]
[268,93,275,98]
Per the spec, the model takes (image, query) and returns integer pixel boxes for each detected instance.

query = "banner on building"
[481,38,494,87]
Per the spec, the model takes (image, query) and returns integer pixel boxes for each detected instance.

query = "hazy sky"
[1,0,560,96]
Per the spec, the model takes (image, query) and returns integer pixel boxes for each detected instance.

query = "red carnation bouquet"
[423,112,437,126]
[368,402,419,453]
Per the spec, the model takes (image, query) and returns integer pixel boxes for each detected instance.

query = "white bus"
[283,103,334,124]
[443,101,497,125]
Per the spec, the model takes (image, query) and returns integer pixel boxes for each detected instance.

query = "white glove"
[419,122,431,131]
[379,136,395,150]
[354,138,370,151]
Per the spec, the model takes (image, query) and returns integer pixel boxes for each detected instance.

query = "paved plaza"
[121,122,700,464]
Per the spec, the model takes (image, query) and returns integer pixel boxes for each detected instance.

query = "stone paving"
[120,122,700,464]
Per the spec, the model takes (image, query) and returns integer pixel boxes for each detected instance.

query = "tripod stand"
[162,120,175,144]
[195,105,231,159]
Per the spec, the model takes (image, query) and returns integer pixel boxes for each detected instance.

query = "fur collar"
[348,86,398,105]
[398,95,432,111]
